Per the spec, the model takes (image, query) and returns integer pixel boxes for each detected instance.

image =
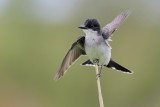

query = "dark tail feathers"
[81,59,132,74]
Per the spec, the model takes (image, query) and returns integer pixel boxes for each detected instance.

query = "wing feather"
[54,36,85,80]
[102,11,130,39]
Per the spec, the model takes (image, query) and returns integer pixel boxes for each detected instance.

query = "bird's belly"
[85,42,111,65]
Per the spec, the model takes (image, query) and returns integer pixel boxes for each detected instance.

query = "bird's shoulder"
[71,36,85,50]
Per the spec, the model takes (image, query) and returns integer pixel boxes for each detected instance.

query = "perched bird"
[55,11,132,80]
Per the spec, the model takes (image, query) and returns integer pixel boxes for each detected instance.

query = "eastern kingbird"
[55,11,132,80]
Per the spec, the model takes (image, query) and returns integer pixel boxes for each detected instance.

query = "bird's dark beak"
[78,25,87,29]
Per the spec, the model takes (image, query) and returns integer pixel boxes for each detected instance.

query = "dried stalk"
[95,64,104,107]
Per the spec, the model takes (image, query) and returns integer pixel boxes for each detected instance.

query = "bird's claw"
[93,59,99,65]
[96,73,101,80]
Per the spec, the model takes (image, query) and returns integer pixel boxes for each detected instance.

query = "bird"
[55,11,132,80]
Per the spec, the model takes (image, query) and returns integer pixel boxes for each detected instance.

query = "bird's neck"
[83,29,101,37]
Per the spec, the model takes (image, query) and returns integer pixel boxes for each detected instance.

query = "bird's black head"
[78,19,101,33]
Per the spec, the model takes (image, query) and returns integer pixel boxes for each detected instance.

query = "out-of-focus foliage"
[0,0,160,107]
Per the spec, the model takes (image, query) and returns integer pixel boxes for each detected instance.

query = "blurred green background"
[0,0,160,107]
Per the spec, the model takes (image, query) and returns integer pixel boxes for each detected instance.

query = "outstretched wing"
[102,11,130,39]
[54,36,85,80]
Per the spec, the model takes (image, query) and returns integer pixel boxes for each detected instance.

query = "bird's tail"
[81,59,133,74]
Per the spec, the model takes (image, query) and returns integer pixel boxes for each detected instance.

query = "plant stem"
[95,64,104,107]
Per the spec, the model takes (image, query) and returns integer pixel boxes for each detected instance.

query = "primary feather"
[102,11,130,39]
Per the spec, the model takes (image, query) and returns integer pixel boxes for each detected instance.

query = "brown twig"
[95,64,104,107]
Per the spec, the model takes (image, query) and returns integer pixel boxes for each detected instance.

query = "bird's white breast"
[84,29,111,65]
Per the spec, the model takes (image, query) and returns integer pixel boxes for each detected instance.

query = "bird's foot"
[96,72,101,80]
[93,59,99,65]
